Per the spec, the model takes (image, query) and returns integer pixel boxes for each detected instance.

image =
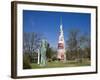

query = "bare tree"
[66,29,80,60]
[23,32,42,54]
[79,34,90,59]
[66,28,90,61]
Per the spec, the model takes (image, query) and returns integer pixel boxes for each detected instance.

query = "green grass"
[30,59,90,69]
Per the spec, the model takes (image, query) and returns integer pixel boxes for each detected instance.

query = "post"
[37,49,40,64]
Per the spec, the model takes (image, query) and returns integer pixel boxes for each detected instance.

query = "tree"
[23,32,43,63]
[23,32,42,53]
[66,29,80,60]
[79,34,90,59]
[46,43,51,59]
[46,43,57,62]
[46,44,54,59]
[66,28,91,61]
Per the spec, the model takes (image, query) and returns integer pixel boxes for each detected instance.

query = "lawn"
[30,59,90,69]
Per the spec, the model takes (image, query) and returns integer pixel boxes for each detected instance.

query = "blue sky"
[23,10,90,49]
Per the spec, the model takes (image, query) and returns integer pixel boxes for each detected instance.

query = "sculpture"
[57,20,66,62]
[39,39,47,66]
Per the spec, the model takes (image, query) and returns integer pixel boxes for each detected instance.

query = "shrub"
[23,53,31,69]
